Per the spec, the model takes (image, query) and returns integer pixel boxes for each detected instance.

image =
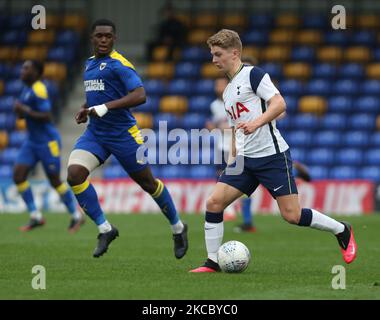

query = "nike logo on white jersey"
[274,185,284,192]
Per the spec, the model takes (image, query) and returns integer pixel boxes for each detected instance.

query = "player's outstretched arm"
[89,87,146,118]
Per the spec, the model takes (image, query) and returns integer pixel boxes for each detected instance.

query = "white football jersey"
[223,65,289,158]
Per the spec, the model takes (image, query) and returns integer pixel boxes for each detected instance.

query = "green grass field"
[0,213,379,300]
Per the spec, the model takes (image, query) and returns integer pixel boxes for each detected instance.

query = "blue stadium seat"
[259,63,282,79]
[352,30,376,46]
[289,148,306,163]
[336,149,363,166]
[359,80,380,95]
[313,63,337,79]
[8,13,30,29]
[167,79,194,96]
[1,30,27,45]
[44,80,59,102]
[343,131,370,148]
[314,131,341,147]
[153,113,182,130]
[293,114,319,130]
[308,166,329,180]
[370,132,380,147]
[188,96,214,114]
[291,47,315,62]
[181,113,207,129]
[305,79,331,96]
[355,96,380,113]
[4,79,24,96]
[364,149,380,166]
[135,97,160,113]
[276,114,291,130]
[307,148,335,166]
[339,63,364,79]
[279,80,304,96]
[0,114,15,130]
[333,80,358,96]
[0,165,12,180]
[347,114,375,131]
[181,46,210,62]
[248,14,273,28]
[242,30,268,45]
[282,95,298,114]
[0,147,18,165]
[8,131,27,148]
[0,64,11,79]
[9,62,23,79]
[330,166,357,180]
[286,131,312,148]
[320,114,346,131]
[328,96,352,113]
[194,79,215,96]
[144,79,166,97]
[0,96,15,112]
[47,46,76,63]
[175,62,201,78]
[360,167,380,182]
[373,48,380,62]
[190,165,215,179]
[324,31,348,46]
[55,30,79,46]
[302,15,327,29]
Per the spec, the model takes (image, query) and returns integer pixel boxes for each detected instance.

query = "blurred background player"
[13,60,84,232]
[67,19,188,258]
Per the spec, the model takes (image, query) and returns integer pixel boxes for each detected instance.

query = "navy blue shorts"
[218,149,298,198]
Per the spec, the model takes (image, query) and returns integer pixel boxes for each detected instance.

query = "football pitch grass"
[0,213,379,300]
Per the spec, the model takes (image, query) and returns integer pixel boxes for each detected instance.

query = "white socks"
[98,220,112,233]
[30,211,42,221]
[171,220,184,234]
[310,209,344,235]
[73,210,82,221]
[205,221,224,263]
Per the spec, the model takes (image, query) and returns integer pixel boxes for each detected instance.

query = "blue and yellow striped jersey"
[84,50,143,138]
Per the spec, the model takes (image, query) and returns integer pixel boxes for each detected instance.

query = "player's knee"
[206,195,225,212]
[280,207,301,225]
[13,167,26,184]
[67,165,88,186]
[139,178,157,194]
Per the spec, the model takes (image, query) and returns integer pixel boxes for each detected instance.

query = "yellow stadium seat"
[19,46,48,61]
[43,62,67,82]
[345,46,371,63]
[283,63,311,80]
[160,96,188,114]
[0,80,4,95]
[221,15,247,29]
[62,14,87,32]
[0,131,8,149]
[317,46,343,63]
[0,47,18,61]
[194,14,218,28]
[188,29,215,45]
[296,30,322,46]
[201,62,224,78]
[46,14,62,29]
[241,46,260,64]
[376,115,380,131]
[276,14,300,28]
[152,46,180,61]
[133,112,153,129]
[146,62,174,79]
[299,96,327,115]
[356,15,379,29]
[269,30,295,44]
[28,30,55,44]
[366,63,380,79]
[175,14,192,27]
[16,119,26,131]
[261,46,290,62]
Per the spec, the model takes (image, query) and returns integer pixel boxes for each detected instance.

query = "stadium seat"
[47,46,76,63]
[342,131,370,149]
[314,131,341,147]
[188,96,214,114]
[221,14,247,29]
[339,63,364,79]
[347,114,375,131]
[291,46,315,62]
[356,14,379,28]
[2,30,27,46]
[370,132,380,147]
[248,14,273,29]
[282,95,298,114]
[259,63,282,79]
[242,30,268,46]
[286,131,312,148]
[193,79,215,96]
[293,113,320,130]
[55,30,80,46]
[306,148,334,166]
[312,63,337,79]
[324,31,348,47]
[160,96,188,113]
[317,46,343,63]
[153,113,182,130]
[62,14,87,33]
[46,14,62,29]
[305,79,331,96]
[299,96,327,114]
[0,130,8,149]
[352,30,376,46]
[0,164,12,180]
[320,114,346,131]
[133,113,153,129]
[277,115,291,131]
[181,113,207,129]
[279,79,303,96]
[366,63,380,79]
[360,80,380,95]
[330,166,357,180]
[289,148,306,163]
[15,118,26,131]
[152,46,170,61]
[146,62,174,79]
[336,149,363,166]
[20,46,48,61]
[188,29,214,45]
[332,80,358,95]
[193,14,218,28]
[8,131,27,148]
[296,30,322,45]
[201,62,224,78]
[355,96,380,113]
[269,30,295,44]
[0,96,15,112]
[0,47,19,61]
[283,62,311,79]
[167,79,194,96]
[142,80,166,97]
[372,48,380,62]
[0,114,15,130]
[364,149,380,166]
[308,166,329,180]
[175,62,201,79]
[360,167,380,181]
[0,147,18,164]
[43,62,67,82]
[345,46,372,63]
[302,15,327,29]
[181,46,210,62]
[276,14,300,29]
[134,97,159,113]
[28,30,55,45]
[261,46,291,62]
[4,79,23,96]
[328,96,352,114]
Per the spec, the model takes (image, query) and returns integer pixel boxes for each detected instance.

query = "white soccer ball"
[217,240,251,273]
